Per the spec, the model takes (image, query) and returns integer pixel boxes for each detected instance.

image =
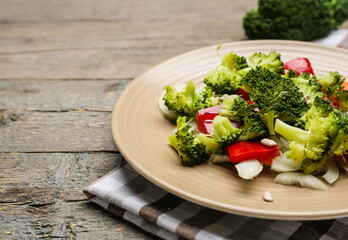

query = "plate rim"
[111,40,348,220]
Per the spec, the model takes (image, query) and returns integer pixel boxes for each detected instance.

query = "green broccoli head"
[332,0,348,27]
[169,116,211,166]
[203,66,241,95]
[199,115,242,153]
[163,80,204,118]
[219,95,254,125]
[318,71,345,98]
[336,90,348,111]
[199,85,221,108]
[238,113,269,142]
[221,51,248,70]
[243,0,341,41]
[290,72,326,104]
[274,101,348,174]
[203,51,249,95]
[241,66,308,135]
[247,51,284,74]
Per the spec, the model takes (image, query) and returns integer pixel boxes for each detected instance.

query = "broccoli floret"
[243,0,346,41]
[198,116,242,153]
[199,85,222,108]
[221,51,248,70]
[238,114,269,141]
[203,66,242,95]
[219,95,254,125]
[274,118,333,174]
[241,66,309,135]
[289,72,326,104]
[163,80,204,118]
[247,51,284,74]
[274,99,348,174]
[168,116,211,166]
[336,90,348,110]
[318,71,345,100]
[203,51,248,95]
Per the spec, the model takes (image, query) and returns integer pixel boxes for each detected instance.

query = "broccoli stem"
[274,119,309,142]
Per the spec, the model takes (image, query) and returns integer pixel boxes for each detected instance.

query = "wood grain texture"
[0,111,117,152]
[0,0,256,79]
[0,79,130,111]
[0,153,155,239]
[1,0,346,238]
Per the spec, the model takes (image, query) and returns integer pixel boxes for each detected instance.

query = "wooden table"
[1,1,347,239]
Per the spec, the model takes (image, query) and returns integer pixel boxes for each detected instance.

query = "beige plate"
[111,40,348,220]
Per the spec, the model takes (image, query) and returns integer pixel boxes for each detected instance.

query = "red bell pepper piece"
[227,141,279,165]
[197,104,239,134]
[197,105,222,134]
[236,88,250,101]
[284,58,314,76]
[342,81,348,91]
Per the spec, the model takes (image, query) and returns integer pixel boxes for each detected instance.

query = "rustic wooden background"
[1,0,347,239]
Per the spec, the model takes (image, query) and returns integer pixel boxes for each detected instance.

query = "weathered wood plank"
[0,111,117,152]
[0,152,155,239]
[0,80,130,111]
[0,0,256,22]
[0,0,256,79]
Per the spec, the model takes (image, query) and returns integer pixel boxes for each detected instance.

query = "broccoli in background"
[243,0,348,41]
[168,116,211,166]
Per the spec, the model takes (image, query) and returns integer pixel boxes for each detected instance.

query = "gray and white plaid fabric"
[84,30,348,240]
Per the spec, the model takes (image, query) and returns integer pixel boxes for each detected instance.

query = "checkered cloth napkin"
[84,30,348,240]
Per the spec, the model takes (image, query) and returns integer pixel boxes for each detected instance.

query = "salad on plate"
[159,47,348,191]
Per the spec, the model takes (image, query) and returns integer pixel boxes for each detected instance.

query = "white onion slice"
[322,159,339,184]
[273,172,328,190]
[271,151,300,172]
[270,134,289,153]
[208,154,230,164]
[235,159,263,180]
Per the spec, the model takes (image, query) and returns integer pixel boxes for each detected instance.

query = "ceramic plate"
[111,40,348,220]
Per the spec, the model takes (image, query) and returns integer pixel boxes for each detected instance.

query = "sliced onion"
[158,91,180,120]
[271,151,300,172]
[235,159,263,180]
[273,172,328,190]
[322,158,339,184]
[270,134,289,153]
[208,154,230,164]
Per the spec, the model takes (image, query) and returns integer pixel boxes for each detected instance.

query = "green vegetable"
[241,66,308,135]
[287,71,326,104]
[219,95,269,141]
[204,51,284,95]
[163,80,204,118]
[274,97,348,174]
[336,90,348,110]
[169,116,211,166]
[238,114,269,142]
[219,95,254,125]
[318,71,345,101]
[243,0,348,41]
[198,115,242,153]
